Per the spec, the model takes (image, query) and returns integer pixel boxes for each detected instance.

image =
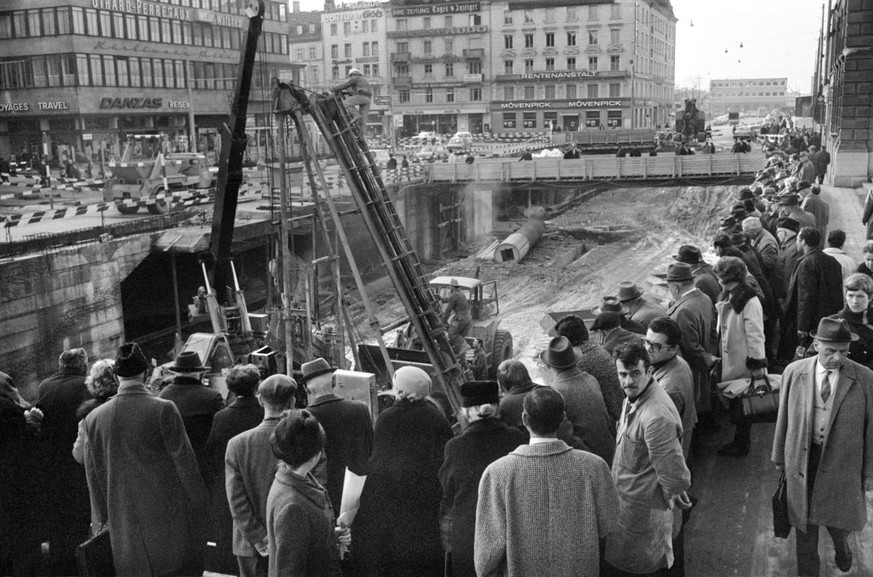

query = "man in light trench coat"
[773,316,873,576]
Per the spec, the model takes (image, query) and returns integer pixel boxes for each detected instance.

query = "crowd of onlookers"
[3,135,873,577]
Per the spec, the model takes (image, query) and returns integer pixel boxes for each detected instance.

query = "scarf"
[720,282,758,314]
[0,371,29,409]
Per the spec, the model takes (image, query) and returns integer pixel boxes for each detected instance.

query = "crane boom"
[209,0,265,305]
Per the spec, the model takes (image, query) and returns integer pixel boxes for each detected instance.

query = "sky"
[292,0,826,94]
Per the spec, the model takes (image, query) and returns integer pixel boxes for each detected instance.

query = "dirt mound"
[364,184,739,378]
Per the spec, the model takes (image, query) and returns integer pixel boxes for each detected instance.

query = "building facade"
[707,77,793,116]
[288,8,324,90]
[488,0,675,134]
[386,0,489,136]
[0,0,298,165]
[816,0,873,187]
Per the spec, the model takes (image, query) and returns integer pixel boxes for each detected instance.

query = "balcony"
[463,73,483,83]
[391,52,411,62]
[463,48,485,59]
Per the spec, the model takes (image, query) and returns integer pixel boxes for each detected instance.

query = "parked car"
[416,143,448,162]
[446,131,473,152]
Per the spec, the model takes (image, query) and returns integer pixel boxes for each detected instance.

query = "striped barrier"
[1,182,268,227]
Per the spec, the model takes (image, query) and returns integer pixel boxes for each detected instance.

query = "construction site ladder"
[285,86,469,415]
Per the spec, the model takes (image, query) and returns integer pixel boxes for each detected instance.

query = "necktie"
[821,370,832,403]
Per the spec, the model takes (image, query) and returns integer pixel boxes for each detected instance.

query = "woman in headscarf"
[353,366,454,577]
[713,256,768,457]
[72,359,118,463]
[0,371,43,575]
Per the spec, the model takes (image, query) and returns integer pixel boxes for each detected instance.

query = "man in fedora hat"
[159,350,225,464]
[538,336,615,465]
[591,312,641,357]
[592,295,646,335]
[773,316,873,576]
[617,281,667,331]
[665,263,715,417]
[801,183,829,249]
[672,244,720,306]
[84,342,209,576]
[777,191,816,231]
[225,374,297,577]
[301,358,373,514]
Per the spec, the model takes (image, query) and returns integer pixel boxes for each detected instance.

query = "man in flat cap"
[84,342,208,576]
[225,374,297,577]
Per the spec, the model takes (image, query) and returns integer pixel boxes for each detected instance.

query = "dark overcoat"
[352,399,453,576]
[785,249,844,334]
[438,418,526,577]
[36,368,92,549]
[306,393,374,513]
[772,357,873,532]
[84,381,209,577]
[202,396,264,571]
[159,375,225,462]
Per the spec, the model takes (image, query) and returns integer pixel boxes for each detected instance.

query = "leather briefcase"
[740,374,780,423]
[772,473,791,539]
[76,526,115,577]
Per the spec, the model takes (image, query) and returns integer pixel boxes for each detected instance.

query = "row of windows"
[396,87,482,104]
[330,63,381,80]
[712,80,786,87]
[712,92,787,98]
[328,19,380,36]
[395,14,481,31]
[159,0,287,21]
[504,29,621,50]
[503,56,621,74]
[330,41,380,59]
[503,4,622,25]
[502,83,622,100]
[0,54,284,91]
[501,110,623,129]
[393,61,481,77]
[0,8,287,55]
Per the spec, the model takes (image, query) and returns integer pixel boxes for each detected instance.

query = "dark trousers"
[795,442,850,577]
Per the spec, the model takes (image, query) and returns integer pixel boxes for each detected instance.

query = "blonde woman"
[72,359,118,463]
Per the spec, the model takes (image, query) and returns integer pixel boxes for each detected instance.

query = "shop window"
[544,112,557,129]
[586,111,599,127]
[503,113,516,129]
[523,113,537,129]
[607,110,622,128]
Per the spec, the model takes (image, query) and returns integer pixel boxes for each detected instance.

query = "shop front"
[491,98,631,133]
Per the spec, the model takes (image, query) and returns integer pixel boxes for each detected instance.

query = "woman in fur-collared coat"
[713,256,769,457]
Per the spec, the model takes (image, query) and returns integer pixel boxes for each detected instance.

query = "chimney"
[292,1,300,12]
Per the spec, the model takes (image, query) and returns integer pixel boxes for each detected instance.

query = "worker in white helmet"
[333,68,372,129]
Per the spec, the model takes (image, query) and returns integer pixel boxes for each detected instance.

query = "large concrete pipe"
[494,215,545,263]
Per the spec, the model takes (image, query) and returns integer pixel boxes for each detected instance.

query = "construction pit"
[354,182,738,380]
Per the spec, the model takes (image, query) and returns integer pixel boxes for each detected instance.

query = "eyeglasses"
[642,338,665,352]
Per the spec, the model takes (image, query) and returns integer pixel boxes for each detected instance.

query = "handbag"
[772,472,792,539]
[740,373,781,423]
[76,525,115,577]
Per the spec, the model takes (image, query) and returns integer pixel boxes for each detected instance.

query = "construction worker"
[333,68,371,129]
[441,278,472,351]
